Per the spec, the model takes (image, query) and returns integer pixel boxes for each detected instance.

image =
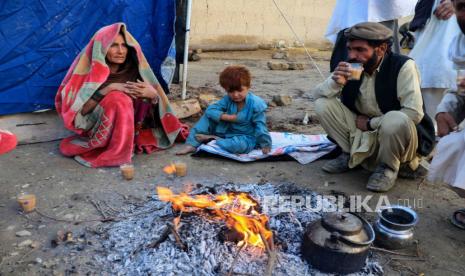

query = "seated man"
[56,23,187,168]
[313,22,435,192]
[429,0,465,229]
[177,65,272,155]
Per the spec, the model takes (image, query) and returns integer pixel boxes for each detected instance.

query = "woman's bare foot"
[176,145,196,155]
[195,134,219,143]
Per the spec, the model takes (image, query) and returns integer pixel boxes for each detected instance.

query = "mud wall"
[190,0,337,47]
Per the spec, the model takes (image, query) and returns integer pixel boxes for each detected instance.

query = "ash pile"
[92,183,383,275]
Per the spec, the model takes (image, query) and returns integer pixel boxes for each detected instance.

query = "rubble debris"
[188,50,201,62]
[30,241,40,248]
[267,61,289,71]
[288,62,305,70]
[198,93,221,109]
[272,95,293,106]
[171,99,202,119]
[52,230,74,247]
[17,239,33,247]
[293,41,304,48]
[267,100,277,108]
[15,230,31,237]
[267,61,305,71]
[272,50,289,60]
[276,40,287,49]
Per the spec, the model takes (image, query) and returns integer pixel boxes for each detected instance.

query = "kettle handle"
[336,213,375,246]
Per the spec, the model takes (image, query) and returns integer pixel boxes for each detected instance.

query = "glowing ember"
[163,164,176,175]
[157,187,273,249]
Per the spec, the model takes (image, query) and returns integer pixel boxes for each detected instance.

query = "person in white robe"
[409,0,460,126]
[428,0,465,229]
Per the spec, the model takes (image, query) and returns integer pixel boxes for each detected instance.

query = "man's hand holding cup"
[332,62,364,86]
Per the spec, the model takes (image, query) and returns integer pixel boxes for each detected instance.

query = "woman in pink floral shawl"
[56,23,188,168]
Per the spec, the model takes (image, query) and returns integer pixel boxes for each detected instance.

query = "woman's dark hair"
[105,30,138,71]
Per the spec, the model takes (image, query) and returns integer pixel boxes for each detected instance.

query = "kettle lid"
[322,212,363,235]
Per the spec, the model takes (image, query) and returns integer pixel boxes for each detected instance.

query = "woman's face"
[106,34,128,65]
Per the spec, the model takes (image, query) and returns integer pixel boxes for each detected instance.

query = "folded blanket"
[195,132,335,164]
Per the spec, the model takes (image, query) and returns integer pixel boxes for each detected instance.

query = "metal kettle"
[302,212,375,274]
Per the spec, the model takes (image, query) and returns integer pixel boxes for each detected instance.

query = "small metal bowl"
[373,205,418,249]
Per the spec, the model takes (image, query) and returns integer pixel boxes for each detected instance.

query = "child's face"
[227,86,249,103]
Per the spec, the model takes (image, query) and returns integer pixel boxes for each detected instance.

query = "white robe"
[409,0,460,89]
[449,32,465,70]
[429,130,465,189]
[325,0,417,43]
[428,32,465,189]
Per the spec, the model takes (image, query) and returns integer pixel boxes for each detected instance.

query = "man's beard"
[348,52,380,71]
[364,52,380,71]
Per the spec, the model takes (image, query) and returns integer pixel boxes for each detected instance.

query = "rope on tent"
[271,0,326,80]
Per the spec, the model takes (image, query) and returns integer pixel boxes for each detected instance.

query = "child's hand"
[220,114,237,122]
[261,147,271,154]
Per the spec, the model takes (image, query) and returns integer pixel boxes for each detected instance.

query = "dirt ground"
[1,49,465,275]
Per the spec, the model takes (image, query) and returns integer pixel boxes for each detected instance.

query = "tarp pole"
[181,0,192,100]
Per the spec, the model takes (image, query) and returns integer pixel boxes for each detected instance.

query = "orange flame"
[156,186,273,249]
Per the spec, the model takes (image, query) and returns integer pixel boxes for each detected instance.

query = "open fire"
[89,183,382,275]
[157,187,273,249]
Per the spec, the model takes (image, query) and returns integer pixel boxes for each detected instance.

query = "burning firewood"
[259,229,277,276]
[227,242,246,276]
[168,224,188,252]
[156,187,273,250]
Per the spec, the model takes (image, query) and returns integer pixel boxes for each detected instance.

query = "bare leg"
[176,145,197,155]
[195,134,219,143]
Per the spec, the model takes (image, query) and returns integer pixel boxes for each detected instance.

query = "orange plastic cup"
[17,194,36,213]
[120,164,135,180]
[174,162,187,177]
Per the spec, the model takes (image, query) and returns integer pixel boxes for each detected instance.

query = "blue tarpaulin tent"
[0,0,177,115]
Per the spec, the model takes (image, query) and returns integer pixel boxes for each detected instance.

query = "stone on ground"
[267,61,289,70]
[171,99,202,119]
[272,50,289,59]
[272,95,293,106]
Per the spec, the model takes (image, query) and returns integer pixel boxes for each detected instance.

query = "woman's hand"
[107,83,128,94]
[99,83,128,96]
[124,80,159,100]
